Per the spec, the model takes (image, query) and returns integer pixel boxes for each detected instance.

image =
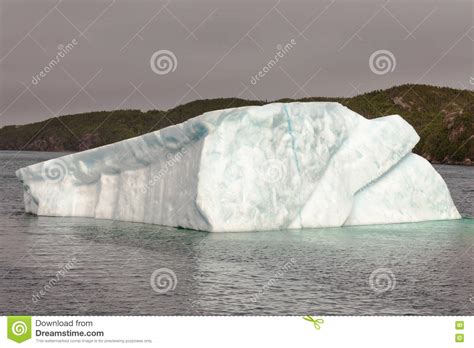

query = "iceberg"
[16,102,461,232]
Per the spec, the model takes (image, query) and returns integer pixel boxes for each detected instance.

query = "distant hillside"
[0,84,472,164]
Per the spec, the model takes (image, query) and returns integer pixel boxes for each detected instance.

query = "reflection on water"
[0,151,473,315]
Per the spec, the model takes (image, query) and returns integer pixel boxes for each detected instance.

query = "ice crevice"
[16,102,461,232]
[283,104,302,175]
[283,103,304,227]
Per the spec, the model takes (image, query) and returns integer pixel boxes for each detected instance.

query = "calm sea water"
[0,151,473,315]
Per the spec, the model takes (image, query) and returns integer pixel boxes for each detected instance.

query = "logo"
[369,50,396,75]
[303,315,324,330]
[150,268,178,294]
[369,267,396,294]
[7,316,32,343]
[41,159,68,183]
[260,158,287,184]
[150,50,177,75]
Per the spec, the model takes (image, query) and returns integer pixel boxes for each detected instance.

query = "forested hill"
[0,84,472,164]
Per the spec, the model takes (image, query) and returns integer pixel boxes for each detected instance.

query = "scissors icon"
[303,315,324,330]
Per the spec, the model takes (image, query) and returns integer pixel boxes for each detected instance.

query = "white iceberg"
[16,102,461,232]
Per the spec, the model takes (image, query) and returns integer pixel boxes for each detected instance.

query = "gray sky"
[0,0,472,126]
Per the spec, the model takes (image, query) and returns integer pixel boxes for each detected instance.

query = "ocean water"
[0,151,473,316]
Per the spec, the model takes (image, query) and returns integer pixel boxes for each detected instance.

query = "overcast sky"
[0,0,472,126]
